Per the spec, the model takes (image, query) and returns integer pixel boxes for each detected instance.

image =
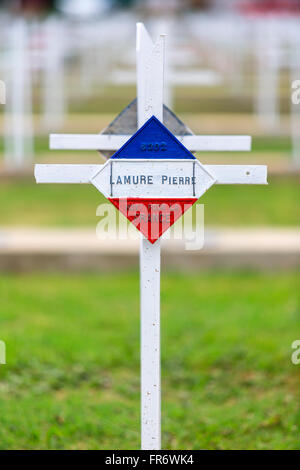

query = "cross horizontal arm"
[181,135,251,152]
[35,164,267,185]
[205,165,268,185]
[34,164,99,183]
[50,134,252,152]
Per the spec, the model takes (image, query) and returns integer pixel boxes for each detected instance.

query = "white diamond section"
[90,159,216,199]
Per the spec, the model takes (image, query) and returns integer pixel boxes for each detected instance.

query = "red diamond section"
[109,197,198,244]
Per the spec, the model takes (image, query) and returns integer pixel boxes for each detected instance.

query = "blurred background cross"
[35,21,267,450]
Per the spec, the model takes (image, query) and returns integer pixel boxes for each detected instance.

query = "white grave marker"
[35,23,268,450]
[4,19,34,169]
[42,17,66,131]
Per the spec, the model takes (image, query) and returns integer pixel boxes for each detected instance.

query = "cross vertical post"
[137,23,165,451]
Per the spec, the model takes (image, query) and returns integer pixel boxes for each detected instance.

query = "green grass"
[0,175,298,227]
[0,271,299,449]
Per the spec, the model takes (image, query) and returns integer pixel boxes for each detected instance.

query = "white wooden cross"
[35,23,267,450]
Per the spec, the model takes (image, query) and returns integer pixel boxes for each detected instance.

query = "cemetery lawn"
[0,271,299,450]
[0,174,299,227]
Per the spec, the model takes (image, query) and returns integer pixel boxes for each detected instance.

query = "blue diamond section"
[110,115,196,160]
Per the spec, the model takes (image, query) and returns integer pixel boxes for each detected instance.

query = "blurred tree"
[2,0,56,13]
[111,0,137,7]
[139,0,213,13]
